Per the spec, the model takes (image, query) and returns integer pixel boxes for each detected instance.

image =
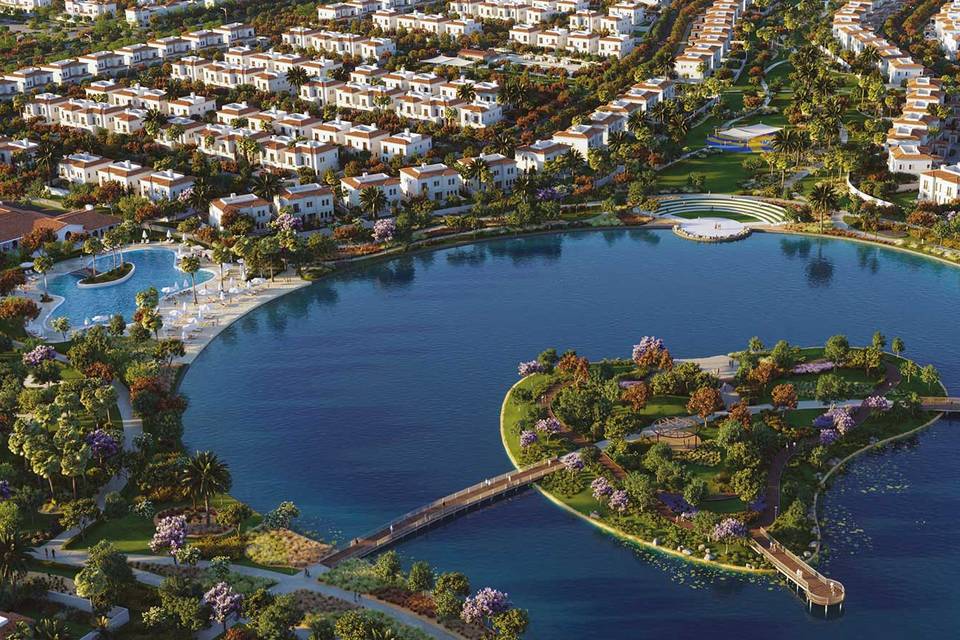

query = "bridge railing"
[332,459,559,555]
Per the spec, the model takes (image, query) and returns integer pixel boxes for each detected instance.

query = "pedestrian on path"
[51,549,56,559]
[44,548,48,559]
[304,567,310,578]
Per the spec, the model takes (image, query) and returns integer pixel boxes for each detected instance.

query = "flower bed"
[370,588,491,640]
[286,588,357,614]
[128,561,276,595]
[244,529,330,568]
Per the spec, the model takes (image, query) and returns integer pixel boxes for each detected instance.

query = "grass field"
[671,210,759,222]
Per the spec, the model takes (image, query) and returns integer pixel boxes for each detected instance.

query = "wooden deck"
[919,397,960,412]
[750,528,845,611]
[318,459,562,567]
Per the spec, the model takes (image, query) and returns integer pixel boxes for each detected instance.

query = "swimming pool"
[46,248,213,326]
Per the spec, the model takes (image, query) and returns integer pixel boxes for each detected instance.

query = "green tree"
[251,594,300,640]
[492,608,530,640]
[871,331,886,350]
[60,498,100,539]
[334,610,385,640]
[683,478,708,507]
[359,186,387,220]
[622,472,656,512]
[182,451,232,524]
[50,316,70,341]
[0,531,30,589]
[218,502,253,536]
[433,572,469,620]
[408,560,434,592]
[373,550,402,582]
[285,66,310,93]
[891,337,905,357]
[74,540,135,613]
[823,334,850,364]
[83,237,103,277]
[814,373,848,402]
[808,182,838,232]
[920,364,941,390]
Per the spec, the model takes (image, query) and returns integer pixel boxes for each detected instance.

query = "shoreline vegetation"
[498,337,943,576]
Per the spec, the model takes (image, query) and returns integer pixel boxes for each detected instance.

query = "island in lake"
[502,334,947,615]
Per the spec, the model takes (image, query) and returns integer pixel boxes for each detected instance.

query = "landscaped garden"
[502,334,943,570]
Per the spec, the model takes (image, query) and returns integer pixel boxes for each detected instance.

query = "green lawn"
[671,210,760,223]
[66,494,261,554]
[658,153,753,194]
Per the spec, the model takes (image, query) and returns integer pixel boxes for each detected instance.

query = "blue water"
[46,249,213,324]
[182,230,960,638]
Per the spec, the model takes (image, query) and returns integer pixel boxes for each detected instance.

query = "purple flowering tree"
[0,480,9,500]
[202,582,243,633]
[85,430,120,462]
[461,587,510,625]
[631,336,665,364]
[22,345,56,367]
[534,417,562,436]
[372,218,397,243]
[833,409,855,435]
[812,413,835,429]
[819,428,839,445]
[712,518,748,553]
[272,212,303,233]
[149,515,187,561]
[590,477,612,501]
[560,452,583,472]
[519,430,538,448]
[517,360,545,377]
[608,489,630,514]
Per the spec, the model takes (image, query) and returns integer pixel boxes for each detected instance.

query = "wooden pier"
[318,459,561,567]
[750,528,845,614]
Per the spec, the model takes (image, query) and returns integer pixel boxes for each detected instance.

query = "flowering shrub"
[862,395,892,412]
[0,480,9,500]
[150,515,187,555]
[560,452,583,471]
[517,360,545,377]
[608,489,630,513]
[791,361,835,374]
[461,587,510,625]
[22,345,56,367]
[372,218,397,243]
[519,430,538,448]
[590,477,613,500]
[534,417,562,435]
[819,428,839,445]
[812,413,835,429]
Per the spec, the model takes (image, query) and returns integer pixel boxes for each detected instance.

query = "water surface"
[183,230,960,638]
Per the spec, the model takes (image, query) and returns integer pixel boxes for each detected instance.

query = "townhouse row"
[65,0,116,19]
[210,185,336,230]
[315,0,430,21]
[449,0,588,24]
[886,76,948,177]
[0,22,255,97]
[832,0,923,85]
[280,27,396,58]
[674,0,751,81]
[372,10,482,38]
[126,0,223,25]
[568,5,647,34]
[58,152,196,202]
[933,0,960,60]
[508,25,635,57]
[516,77,675,170]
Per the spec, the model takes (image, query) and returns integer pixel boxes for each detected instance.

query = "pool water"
[46,249,213,325]
[183,230,960,638]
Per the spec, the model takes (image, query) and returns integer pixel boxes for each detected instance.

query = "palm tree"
[143,108,166,137]
[808,182,837,233]
[187,178,211,212]
[489,130,513,156]
[33,617,72,640]
[211,241,232,291]
[0,531,30,589]
[178,255,201,305]
[82,237,102,277]
[252,172,284,200]
[183,451,232,525]
[359,186,387,219]
[33,254,52,296]
[456,82,476,102]
[285,66,310,94]
[237,137,263,166]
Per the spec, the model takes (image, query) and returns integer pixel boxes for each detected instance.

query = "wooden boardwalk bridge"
[750,529,845,614]
[318,459,562,567]
[919,397,960,412]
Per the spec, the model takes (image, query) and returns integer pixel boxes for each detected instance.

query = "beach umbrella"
[83,318,90,326]
[181,301,187,313]
[166,230,172,240]
[183,279,189,289]
[19,261,33,269]
[219,291,226,302]
[142,230,148,239]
